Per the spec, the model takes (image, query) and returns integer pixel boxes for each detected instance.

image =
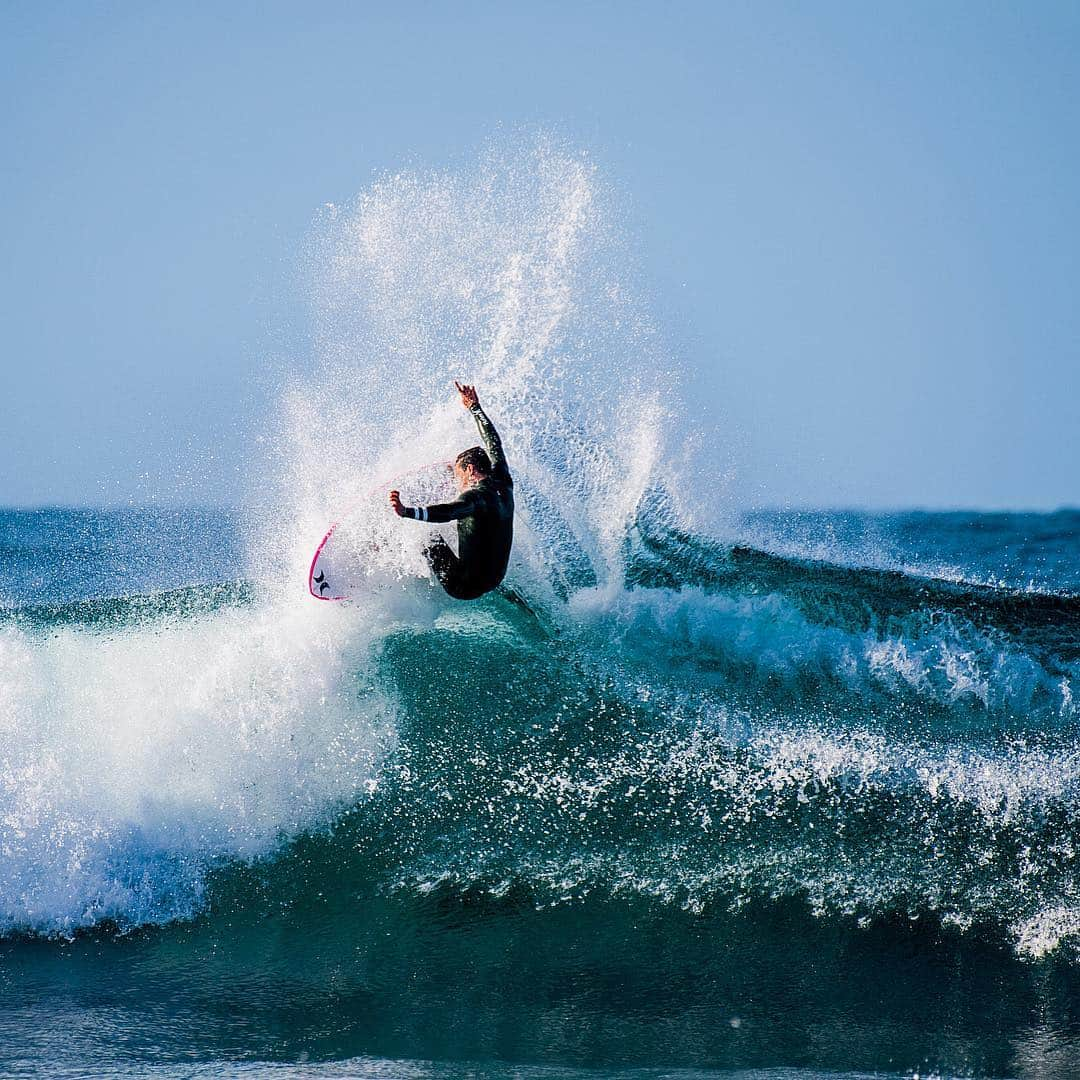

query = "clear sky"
[2,1,1077,510]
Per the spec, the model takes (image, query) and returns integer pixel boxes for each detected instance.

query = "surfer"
[389,382,514,600]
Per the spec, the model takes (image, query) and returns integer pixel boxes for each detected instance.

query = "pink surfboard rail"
[308,520,347,601]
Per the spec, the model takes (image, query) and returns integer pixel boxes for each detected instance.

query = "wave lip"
[576,527,1080,729]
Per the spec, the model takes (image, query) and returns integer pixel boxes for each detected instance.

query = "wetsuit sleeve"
[470,404,511,483]
[400,490,481,523]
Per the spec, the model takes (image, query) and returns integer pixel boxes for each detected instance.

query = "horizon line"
[2,502,1077,516]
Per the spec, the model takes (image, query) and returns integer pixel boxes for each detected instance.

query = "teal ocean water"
[3,147,1078,1078]
[2,505,1079,1079]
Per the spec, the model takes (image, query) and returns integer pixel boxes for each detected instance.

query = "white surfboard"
[308,462,457,601]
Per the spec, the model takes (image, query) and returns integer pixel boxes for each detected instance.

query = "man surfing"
[389,382,514,600]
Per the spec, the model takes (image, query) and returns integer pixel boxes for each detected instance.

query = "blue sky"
[2,1,1077,509]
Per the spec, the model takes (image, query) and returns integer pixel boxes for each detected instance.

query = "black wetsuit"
[400,404,514,600]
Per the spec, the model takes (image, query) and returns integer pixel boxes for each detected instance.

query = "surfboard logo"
[313,571,330,595]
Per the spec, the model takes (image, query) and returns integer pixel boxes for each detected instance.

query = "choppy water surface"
[3,505,1078,1079]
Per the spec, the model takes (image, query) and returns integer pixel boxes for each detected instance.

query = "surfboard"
[308,462,457,601]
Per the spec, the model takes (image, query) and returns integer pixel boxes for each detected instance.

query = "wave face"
[1,147,1078,1007]
[339,507,1080,962]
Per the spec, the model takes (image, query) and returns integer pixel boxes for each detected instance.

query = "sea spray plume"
[273,140,680,602]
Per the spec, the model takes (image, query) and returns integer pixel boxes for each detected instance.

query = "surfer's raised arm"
[455,381,510,483]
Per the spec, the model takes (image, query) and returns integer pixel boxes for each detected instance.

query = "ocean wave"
[372,695,1080,959]
[2,517,1078,946]
[2,140,1077,970]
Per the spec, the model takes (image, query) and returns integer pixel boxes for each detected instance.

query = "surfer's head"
[453,445,491,487]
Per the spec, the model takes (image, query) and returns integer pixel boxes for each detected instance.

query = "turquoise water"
[2,507,1079,1079]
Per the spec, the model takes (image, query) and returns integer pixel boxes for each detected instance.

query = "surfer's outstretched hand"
[454,381,479,409]
[389,490,405,516]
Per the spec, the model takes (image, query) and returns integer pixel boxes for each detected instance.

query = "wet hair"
[455,445,492,476]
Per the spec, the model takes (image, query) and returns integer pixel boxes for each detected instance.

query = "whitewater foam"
[0,599,395,935]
